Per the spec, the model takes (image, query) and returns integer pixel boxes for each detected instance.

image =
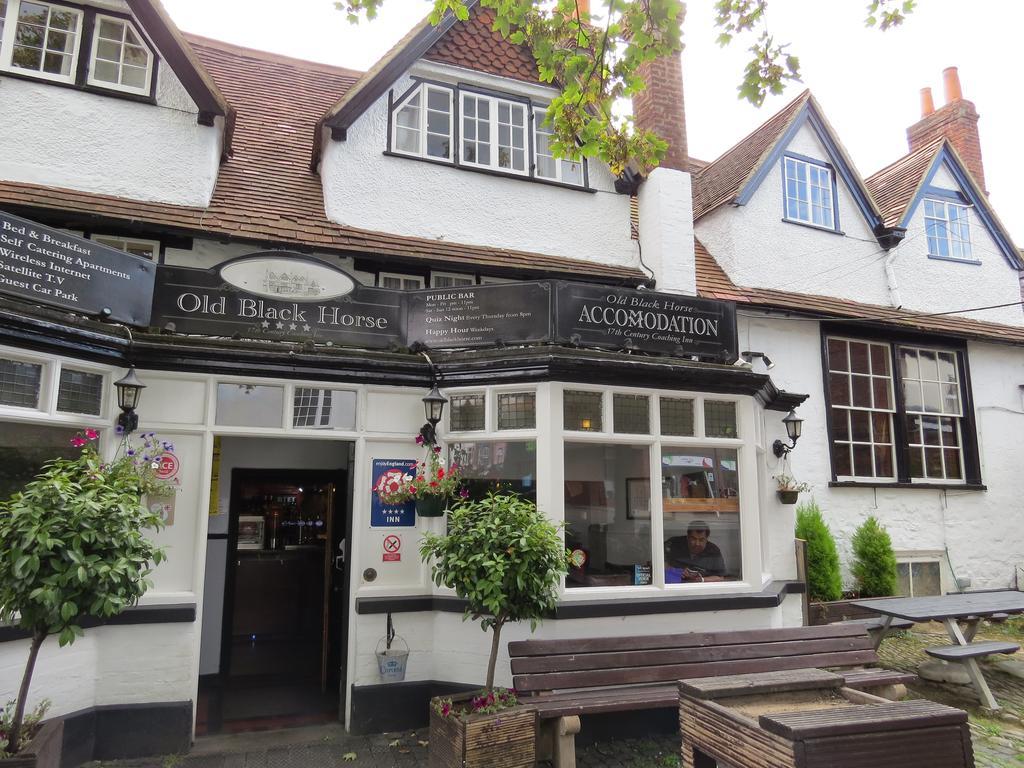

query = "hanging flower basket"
[429,690,536,768]
[416,495,448,518]
[777,489,800,504]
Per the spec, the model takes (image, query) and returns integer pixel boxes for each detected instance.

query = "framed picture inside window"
[626,477,650,520]
[237,516,265,550]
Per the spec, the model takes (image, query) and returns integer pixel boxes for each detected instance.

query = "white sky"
[162,0,1024,244]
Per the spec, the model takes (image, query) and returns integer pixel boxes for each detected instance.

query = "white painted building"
[0,0,1020,763]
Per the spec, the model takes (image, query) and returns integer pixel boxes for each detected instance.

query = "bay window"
[534,107,583,185]
[461,92,527,174]
[392,82,453,161]
[87,14,153,95]
[825,333,978,484]
[2,0,82,82]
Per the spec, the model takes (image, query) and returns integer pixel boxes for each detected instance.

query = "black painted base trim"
[59,701,192,768]
[349,680,476,734]
[355,580,805,618]
[0,603,196,644]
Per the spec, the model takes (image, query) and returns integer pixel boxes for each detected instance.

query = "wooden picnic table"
[852,592,1024,711]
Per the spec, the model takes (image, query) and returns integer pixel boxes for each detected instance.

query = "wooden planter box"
[678,669,973,768]
[1,719,64,768]
[428,693,536,768]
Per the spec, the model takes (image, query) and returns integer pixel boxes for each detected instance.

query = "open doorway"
[198,438,353,734]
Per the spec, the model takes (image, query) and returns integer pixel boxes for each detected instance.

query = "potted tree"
[375,438,462,517]
[420,492,568,768]
[0,431,171,766]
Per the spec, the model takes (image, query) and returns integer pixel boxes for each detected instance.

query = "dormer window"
[924,198,973,261]
[392,82,453,161]
[386,80,588,189]
[783,155,836,230]
[0,2,155,96]
[87,15,152,95]
[1,1,83,83]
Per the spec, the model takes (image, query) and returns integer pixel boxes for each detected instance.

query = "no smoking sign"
[382,534,402,562]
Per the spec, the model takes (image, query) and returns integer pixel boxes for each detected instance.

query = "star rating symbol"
[260,320,269,329]
[302,324,311,332]
[289,322,297,331]
[275,321,284,330]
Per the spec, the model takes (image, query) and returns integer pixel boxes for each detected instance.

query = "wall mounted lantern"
[420,385,447,446]
[114,367,146,434]
[772,409,803,458]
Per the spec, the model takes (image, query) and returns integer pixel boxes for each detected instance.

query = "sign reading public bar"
[0,210,156,325]
[151,254,403,348]
[554,282,737,360]
[406,282,551,348]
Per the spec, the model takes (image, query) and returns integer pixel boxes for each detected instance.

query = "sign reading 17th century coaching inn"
[0,211,156,325]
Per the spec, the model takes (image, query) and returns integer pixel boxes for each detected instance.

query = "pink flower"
[415,434,424,445]
[84,428,99,440]
[433,445,442,454]
[459,488,470,498]
[70,437,87,447]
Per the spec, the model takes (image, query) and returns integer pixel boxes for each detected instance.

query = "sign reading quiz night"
[406,282,551,348]
[0,211,156,325]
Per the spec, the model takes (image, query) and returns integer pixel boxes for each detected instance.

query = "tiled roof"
[0,35,641,283]
[423,5,539,83]
[694,240,1024,345]
[692,90,811,220]
[864,137,943,228]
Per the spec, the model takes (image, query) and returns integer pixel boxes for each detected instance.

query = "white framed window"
[430,272,475,288]
[899,346,964,481]
[924,198,973,261]
[783,155,835,229]
[895,553,943,597]
[292,387,356,429]
[87,14,153,95]
[378,273,424,291]
[826,338,896,480]
[533,107,584,186]
[91,234,159,260]
[0,0,83,83]
[391,82,453,161]
[461,91,528,175]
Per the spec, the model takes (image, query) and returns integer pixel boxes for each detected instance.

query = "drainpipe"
[884,250,902,308]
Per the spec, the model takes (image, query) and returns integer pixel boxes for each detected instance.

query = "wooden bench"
[925,640,1019,662]
[508,624,916,768]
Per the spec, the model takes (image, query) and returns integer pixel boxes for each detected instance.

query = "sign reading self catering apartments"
[0,211,156,325]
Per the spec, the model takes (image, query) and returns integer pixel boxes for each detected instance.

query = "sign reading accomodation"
[554,282,737,360]
[151,254,403,348]
[406,282,552,348]
[0,210,156,325]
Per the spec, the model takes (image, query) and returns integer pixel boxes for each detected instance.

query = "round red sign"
[155,452,179,480]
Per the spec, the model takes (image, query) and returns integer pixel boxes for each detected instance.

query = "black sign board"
[0,210,155,325]
[554,282,737,360]
[152,258,403,349]
[406,282,551,348]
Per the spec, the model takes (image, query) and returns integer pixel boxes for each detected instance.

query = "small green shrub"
[795,501,842,602]
[851,515,897,597]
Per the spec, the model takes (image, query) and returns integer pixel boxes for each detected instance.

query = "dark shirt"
[664,537,726,577]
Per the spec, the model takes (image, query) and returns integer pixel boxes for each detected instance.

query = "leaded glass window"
[660,397,694,437]
[703,400,737,438]
[0,358,42,408]
[497,392,535,430]
[613,393,649,434]
[564,390,602,432]
[449,393,485,431]
[56,368,103,415]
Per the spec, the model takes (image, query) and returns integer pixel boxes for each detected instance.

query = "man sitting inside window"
[665,521,726,582]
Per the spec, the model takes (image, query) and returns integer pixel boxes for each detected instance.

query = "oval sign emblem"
[220,256,355,302]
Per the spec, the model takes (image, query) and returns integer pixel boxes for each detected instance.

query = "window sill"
[780,217,844,236]
[829,481,987,491]
[383,150,594,193]
[927,254,982,266]
[0,68,156,105]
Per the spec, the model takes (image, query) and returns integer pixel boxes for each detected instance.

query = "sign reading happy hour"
[0,210,156,325]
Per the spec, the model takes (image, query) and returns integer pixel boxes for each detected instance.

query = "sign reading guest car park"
[0,210,155,325]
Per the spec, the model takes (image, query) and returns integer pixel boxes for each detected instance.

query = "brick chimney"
[906,67,986,193]
[633,49,688,172]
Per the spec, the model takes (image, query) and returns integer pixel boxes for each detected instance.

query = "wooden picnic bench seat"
[925,640,1019,661]
[508,623,915,768]
[834,615,915,635]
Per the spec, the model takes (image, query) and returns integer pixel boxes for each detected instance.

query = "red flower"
[84,428,99,440]
[70,437,87,448]
[430,481,439,487]
[437,468,445,479]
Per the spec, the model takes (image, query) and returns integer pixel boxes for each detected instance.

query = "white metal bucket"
[376,636,409,682]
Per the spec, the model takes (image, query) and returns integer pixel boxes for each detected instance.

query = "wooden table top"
[852,591,1024,622]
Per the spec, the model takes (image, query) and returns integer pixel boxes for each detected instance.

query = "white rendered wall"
[321,66,637,268]
[743,310,1024,590]
[0,53,221,206]
[697,123,891,306]
[638,167,696,295]
[887,161,1024,326]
